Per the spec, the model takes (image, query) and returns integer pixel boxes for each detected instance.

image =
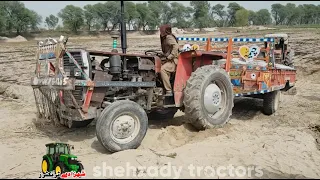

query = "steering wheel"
[145,50,163,57]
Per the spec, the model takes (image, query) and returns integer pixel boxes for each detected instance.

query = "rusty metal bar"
[225,38,233,72]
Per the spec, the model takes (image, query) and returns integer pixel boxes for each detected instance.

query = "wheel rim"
[42,160,47,173]
[203,83,225,118]
[55,166,61,174]
[110,113,140,144]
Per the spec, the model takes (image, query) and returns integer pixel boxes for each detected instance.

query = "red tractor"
[263,33,294,67]
[31,2,297,153]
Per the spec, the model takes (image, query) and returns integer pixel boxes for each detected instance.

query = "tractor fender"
[43,155,54,171]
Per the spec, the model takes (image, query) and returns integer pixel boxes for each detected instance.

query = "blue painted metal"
[176,37,274,42]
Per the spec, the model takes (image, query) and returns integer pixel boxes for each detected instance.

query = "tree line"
[1,1,320,34]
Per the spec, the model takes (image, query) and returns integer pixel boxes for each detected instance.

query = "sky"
[22,1,320,28]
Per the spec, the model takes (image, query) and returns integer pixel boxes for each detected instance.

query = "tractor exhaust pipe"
[120,0,128,76]
[120,0,127,54]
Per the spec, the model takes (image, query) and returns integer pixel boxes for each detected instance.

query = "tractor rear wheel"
[54,162,67,175]
[284,50,294,67]
[183,65,234,130]
[262,90,281,115]
[96,100,148,152]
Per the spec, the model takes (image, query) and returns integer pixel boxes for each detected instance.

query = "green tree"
[0,1,42,34]
[190,1,212,28]
[170,2,193,28]
[211,4,227,27]
[45,14,59,30]
[58,5,84,32]
[92,3,110,31]
[135,3,151,30]
[235,8,249,27]
[148,1,170,27]
[248,10,256,25]
[283,3,295,25]
[255,9,272,25]
[105,1,120,30]
[271,4,287,25]
[124,1,138,30]
[227,2,242,26]
[91,1,120,31]
[317,5,320,24]
[302,4,319,24]
[27,10,42,31]
[0,2,6,32]
[83,4,95,31]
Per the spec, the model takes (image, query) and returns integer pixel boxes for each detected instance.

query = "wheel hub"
[112,115,135,139]
[42,160,47,173]
[204,84,222,114]
[55,166,61,174]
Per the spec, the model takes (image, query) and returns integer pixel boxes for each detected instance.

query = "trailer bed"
[217,58,295,71]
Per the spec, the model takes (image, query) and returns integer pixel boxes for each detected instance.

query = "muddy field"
[0,28,320,179]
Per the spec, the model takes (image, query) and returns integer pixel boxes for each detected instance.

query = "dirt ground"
[0,28,320,179]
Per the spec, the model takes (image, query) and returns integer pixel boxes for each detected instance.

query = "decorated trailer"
[176,36,296,101]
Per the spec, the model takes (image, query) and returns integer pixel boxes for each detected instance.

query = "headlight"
[71,157,77,160]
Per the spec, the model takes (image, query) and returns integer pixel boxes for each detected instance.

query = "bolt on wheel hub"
[112,115,136,141]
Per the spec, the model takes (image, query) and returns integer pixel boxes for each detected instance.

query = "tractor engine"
[99,54,157,108]
[62,49,158,113]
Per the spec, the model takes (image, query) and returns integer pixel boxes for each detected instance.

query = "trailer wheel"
[263,90,281,115]
[96,100,148,152]
[148,108,178,120]
[183,65,234,130]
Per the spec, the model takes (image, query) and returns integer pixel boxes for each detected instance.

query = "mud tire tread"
[263,90,280,115]
[96,100,148,153]
[183,65,234,130]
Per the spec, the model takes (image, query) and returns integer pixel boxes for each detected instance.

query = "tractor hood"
[60,154,77,159]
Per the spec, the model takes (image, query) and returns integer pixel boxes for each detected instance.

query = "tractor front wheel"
[54,162,67,175]
[96,100,148,152]
[77,162,84,172]
[183,65,234,130]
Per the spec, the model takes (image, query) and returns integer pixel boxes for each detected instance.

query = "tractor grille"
[63,51,86,106]
[63,51,84,68]
[72,87,84,101]
[68,159,78,165]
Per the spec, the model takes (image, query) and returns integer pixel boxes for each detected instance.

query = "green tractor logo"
[41,143,84,175]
